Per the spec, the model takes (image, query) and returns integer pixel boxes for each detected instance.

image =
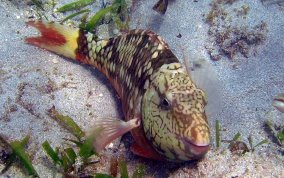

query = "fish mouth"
[181,138,210,157]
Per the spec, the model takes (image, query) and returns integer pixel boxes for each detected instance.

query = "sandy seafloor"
[0,0,284,177]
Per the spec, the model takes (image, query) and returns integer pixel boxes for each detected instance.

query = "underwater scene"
[0,0,284,177]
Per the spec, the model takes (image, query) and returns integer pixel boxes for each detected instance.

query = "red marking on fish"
[25,22,66,46]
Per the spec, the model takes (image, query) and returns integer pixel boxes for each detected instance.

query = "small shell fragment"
[52,58,59,64]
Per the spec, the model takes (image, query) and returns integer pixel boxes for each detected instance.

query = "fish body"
[26,21,210,161]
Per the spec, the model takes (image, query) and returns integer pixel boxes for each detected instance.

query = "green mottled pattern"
[77,29,209,161]
[142,63,210,161]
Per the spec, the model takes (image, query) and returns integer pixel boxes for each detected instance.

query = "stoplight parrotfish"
[25,21,213,162]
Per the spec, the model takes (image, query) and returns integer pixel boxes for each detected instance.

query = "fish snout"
[180,119,210,158]
[181,137,210,158]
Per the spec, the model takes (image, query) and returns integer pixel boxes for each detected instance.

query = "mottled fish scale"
[141,63,210,160]
[76,29,178,118]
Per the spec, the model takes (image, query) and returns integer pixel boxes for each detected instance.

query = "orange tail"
[25,21,80,60]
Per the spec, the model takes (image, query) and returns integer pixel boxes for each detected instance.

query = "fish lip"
[181,138,210,157]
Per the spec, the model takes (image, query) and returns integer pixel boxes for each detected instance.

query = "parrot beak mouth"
[181,137,210,158]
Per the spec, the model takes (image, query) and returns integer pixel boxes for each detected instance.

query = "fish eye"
[160,97,171,110]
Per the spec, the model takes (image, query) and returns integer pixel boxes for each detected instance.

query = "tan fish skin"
[26,21,210,162]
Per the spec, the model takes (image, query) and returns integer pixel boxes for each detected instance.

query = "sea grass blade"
[232,132,241,141]
[118,156,129,178]
[84,5,115,32]
[31,0,45,11]
[10,136,38,176]
[78,135,97,160]
[215,120,221,148]
[61,9,90,23]
[57,0,96,12]
[48,106,85,140]
[265,120,283,146]
[277,130,284,142]
[248,134,253,149]
[228,132,241,148]
[42,140,63,166]
[65,147,77,164]
[63,138,83,147]
[112,0,129,30]
[95,173,114,178]
[253,139,268,149]
[61,152,72,171]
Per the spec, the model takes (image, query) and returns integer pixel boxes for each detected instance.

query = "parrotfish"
[26,21,210,161]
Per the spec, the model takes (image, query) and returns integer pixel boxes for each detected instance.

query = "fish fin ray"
[92,118,140,153]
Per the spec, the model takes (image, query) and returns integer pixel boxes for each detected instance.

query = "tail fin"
[25,21,80,60]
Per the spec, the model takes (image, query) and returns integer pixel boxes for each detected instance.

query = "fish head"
[142,63,210,161]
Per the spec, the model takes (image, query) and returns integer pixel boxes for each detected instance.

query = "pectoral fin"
[92,118,140,153]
